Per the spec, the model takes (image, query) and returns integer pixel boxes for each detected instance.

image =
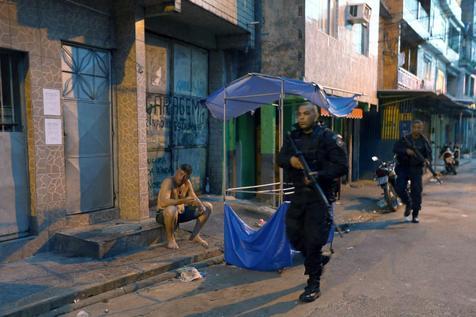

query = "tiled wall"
[0,0,115,259]
[112,0,149,220]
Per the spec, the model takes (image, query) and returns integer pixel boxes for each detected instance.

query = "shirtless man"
[157,164,212,249]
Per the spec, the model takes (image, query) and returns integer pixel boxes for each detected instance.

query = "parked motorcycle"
[371,155,399,212]
[440,147,457,175]
[453,145,461,167]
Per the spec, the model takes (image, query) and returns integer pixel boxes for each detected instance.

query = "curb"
[41,255,225,317]
[0,248,223,317]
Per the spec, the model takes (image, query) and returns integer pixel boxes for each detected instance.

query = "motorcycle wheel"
[384,183,399,212]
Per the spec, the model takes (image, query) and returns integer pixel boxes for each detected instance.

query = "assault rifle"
[286,132,343,238]
[403,136,442,184]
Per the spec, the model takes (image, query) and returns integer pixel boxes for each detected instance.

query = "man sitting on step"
[157,164,212,249]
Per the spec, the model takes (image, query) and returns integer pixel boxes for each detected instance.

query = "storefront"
[146,34,209,209]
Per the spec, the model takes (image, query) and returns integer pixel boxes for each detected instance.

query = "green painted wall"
[226,119,235,151]
[334,118,344,135]
[260,105,276,154]
[237,114,256,197]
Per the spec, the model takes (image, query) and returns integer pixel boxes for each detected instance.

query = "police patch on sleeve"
[334,134,345,147]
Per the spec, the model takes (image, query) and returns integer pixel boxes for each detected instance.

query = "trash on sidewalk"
[76,310,90,317]
[176,267,203,282]
[337,224,351,233]
[376,199,387,208]
[254,218,266,227]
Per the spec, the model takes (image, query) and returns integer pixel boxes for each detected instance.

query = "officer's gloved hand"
[406,149,416,156]
[304,172,318,185]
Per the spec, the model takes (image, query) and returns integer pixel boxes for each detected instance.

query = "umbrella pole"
[279,80,284,205]
[222,90,227,203]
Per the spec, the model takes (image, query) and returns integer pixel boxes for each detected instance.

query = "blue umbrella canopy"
[203,73,358,120]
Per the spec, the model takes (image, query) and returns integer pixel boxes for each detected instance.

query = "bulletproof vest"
[291,126,328,172]
[403,136,428,167]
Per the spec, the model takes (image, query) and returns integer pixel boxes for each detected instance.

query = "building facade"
[360,0,476,178]
[243,0,381,192]
[0,0,255,262]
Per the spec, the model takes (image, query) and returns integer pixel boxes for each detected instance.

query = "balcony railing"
[440,0,462,24]
[398,67,424,90]
[404,0,431,33]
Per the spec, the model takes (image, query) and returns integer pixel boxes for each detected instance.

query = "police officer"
[278,102,348,303]
[393,120,432,223]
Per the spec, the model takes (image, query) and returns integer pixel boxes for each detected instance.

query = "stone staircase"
[53,218,166,258]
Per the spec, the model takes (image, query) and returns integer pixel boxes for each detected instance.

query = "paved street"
[65,162,476,317]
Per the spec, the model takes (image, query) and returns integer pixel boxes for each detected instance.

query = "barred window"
[306,0,339,38]
[0,50,22,132]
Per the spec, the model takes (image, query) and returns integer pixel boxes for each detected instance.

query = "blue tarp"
[327,95,360,117]
[203,73,358,120]
[224,203,293,271]
[224,202,336,271]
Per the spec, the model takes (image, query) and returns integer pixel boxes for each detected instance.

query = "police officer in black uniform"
[393,120,432,223]
[278,102,348,303]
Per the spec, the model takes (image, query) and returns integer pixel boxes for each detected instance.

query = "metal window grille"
[0,52,21,132]
[381,102,414,140]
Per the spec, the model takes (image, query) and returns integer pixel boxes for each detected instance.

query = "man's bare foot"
[166,239,179,249]
[191,235,208,248]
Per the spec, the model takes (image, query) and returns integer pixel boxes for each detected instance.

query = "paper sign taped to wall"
[43,88,61,116]
[45,118,63,145]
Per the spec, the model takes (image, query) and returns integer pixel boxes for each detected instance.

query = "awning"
[204,73,359,120]
[321,107,363,119]
[377,89,476,115]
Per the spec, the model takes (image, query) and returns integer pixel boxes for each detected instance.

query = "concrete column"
[113,1,149,220]
[207,50,226,194]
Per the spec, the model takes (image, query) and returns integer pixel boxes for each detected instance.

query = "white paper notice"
[45,118,63,145]
[43,89,61,116]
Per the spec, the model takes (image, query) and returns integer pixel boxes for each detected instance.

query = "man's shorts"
[156,206,202,226]
[178,206,203,223]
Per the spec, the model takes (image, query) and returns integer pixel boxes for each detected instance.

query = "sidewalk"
[0,159,471,317]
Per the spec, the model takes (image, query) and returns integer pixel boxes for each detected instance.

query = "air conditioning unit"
[347,3,372,25]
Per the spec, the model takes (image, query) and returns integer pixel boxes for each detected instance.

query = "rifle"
[286,132,344,238]
[403,136,442,184]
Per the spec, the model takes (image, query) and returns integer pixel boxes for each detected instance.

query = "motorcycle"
[371,155,399,212]
[453,145,461,167]
[440,147,457,175]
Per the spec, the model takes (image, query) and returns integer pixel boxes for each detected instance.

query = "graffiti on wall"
[146,93,208,147]
[146,93,209,207]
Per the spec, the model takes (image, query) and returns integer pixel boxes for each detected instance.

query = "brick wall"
[304,0,380,105]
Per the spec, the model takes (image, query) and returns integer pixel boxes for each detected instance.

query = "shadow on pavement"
[184,285,302,317]
[341,196,378,212]
[343,219,408,231]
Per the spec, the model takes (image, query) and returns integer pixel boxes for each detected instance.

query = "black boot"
[321,254,331,267]
[412,210,420,223]
[299,276,321,303]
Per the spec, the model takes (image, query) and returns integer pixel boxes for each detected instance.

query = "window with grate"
[306,0,338,38]
[352,23,369,56]
[0,51,22,132]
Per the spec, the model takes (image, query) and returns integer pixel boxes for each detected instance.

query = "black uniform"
[393,134,432,219]
[278,124,348,297]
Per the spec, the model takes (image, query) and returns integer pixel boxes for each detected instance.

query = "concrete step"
[53,219,166,258]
